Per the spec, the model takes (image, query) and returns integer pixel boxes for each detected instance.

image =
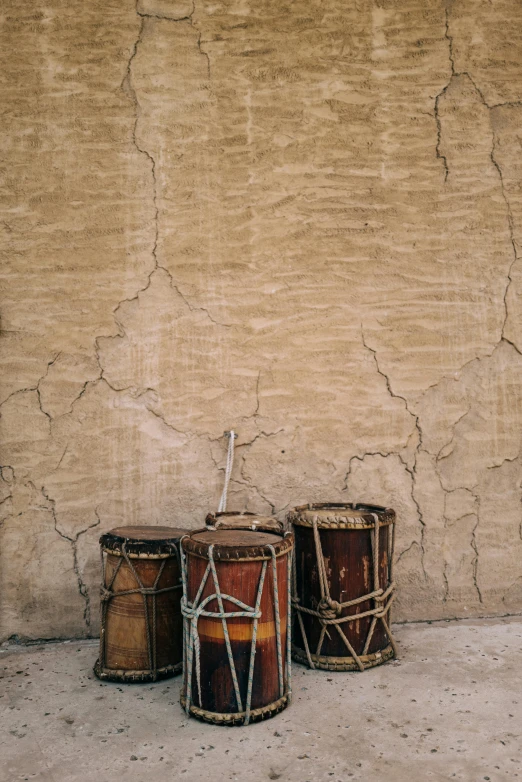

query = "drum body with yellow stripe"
[180,529,293,725]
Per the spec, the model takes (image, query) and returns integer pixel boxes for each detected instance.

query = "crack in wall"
[435,5,519,350]
[253,371,261,417]
[491,133,520,346]
[433,8,454,181]
[117,0,213,310]
[193,28,211,79]
[135,0,213,83]
[109,4,221,360]
[343,451,392,492]
[436,406,472,462]
[137,0,195,22]
[122,16,159,279]
[209,428,293,516]
[0,465,15,483]
[35,353,62,424]
[395,539,421,564]
[470,491,483,603]
[40,485,101,631]
[91,4,226,394]
[361,329,427,579]
[0,466,15,529]
[0,353,60,422]
[442,546,450,602]
[441,488,482,605]
[234,475,277,515]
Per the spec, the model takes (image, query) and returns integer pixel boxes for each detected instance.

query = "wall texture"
[1,0,522,640]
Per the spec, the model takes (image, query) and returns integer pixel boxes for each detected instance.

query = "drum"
[205,511,285,535]
[94,525,188,682]
[288,503,397,672]
[180,529,293,725]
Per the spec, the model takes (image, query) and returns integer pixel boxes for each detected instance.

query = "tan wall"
[1,0,522,640]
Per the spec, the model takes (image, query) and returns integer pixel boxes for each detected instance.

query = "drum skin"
[181,530,293,723]
[94,525,188,682]
[205,511,285,535]
[289,504,396,669]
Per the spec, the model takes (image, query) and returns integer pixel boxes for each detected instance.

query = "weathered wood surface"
[293,524,390,658]
[182,530,291,716]
[96,526,186,680]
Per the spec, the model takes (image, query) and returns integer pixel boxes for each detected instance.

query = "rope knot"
[180,599,195,620]
[317,597,342,620]
[100,588,113,602]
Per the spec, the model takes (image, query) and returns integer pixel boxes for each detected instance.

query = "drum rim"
[182,529,294,560]
[100,525,189,557]
[287,502,395,529]
[94,659,182,682]
[291,642,395,670]
[179,692,289,725]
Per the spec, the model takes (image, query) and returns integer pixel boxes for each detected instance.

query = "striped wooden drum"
[288,503,397,672]
[94,526,188,682]
[180,529,293,725]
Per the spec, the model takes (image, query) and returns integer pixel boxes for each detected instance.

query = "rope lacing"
[291,512,397,671]
[98,541,182,680]
[180,538,293,725]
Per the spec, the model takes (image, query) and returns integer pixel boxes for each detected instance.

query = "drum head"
[205,511,284,534]
[287,503,395,529]
[182,529,293,560]
[100,525,189,557]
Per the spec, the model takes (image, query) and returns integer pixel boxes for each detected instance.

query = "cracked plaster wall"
[1,0,522,640]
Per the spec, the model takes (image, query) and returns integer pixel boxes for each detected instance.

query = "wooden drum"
[180,529,293,725]
[288,503,397,672]
[94,525,188,683]
[205,511,285,535]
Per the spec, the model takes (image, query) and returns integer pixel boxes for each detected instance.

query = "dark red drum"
[94,525,188,682]
[288,503,397,671]
[180,529,293,725]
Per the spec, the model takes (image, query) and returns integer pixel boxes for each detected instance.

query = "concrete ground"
[1,618,521,782]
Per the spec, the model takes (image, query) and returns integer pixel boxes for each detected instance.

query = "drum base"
[292,643,395,671]
[180,693,290,726]
[93,659,182,683]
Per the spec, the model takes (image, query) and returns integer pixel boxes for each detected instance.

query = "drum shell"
[99,553,183,677]
[181,537,291,720]
[292,522,392,660]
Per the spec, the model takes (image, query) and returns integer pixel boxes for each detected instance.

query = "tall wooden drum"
[288,503,397,672]
[94,526,188,683]
[180,529,293,725]
[205,511,285,535]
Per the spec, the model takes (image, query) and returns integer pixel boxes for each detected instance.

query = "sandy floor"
[1,618,521,782]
